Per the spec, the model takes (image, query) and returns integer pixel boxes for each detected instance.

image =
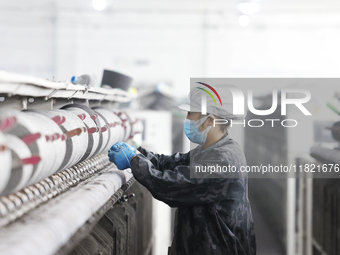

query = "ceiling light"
[92,0,107,11]
[238,15,250,27]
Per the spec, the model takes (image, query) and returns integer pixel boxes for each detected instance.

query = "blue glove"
[108,142,137,170]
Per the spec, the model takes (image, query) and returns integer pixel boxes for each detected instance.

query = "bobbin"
[61,104,101,161]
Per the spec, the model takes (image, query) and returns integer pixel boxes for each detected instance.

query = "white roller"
[123,111,143,148]
[0,106,141,196]
[24,111,66,177]
[52,110,88,168]
[125,111,143,139]
[93,107,124,152]
[37,110,88,171]
[116,111,132,142]
[3,134,34,194]
[93,112,110,154]
[0,131,12,195]
[21,113,58,182]
[61,106,100,161]
[0,110,50,185]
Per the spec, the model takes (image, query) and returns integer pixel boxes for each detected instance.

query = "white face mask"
[184,114,214,144]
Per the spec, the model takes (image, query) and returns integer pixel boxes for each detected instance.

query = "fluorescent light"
[92,0,107,11]
[238,15,250,27]
[237,2,260,15]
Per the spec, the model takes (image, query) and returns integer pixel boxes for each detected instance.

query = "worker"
[108,86,256,255]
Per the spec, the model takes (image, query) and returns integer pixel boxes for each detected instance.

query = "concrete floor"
[249,192,285,255]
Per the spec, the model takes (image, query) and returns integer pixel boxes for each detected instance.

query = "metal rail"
[0,71,136,102]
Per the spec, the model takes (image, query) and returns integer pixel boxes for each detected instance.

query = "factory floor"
[249,192,285,255]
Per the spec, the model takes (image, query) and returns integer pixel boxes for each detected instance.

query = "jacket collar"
[192,133,230,160]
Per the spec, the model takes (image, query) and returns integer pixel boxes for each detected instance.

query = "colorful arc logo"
[196,82,223,106]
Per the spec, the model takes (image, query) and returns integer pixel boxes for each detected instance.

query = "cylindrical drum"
[125,111,143,141]
[91,109,110,154]
[0,131,12,195]
[37,110,88,171]
[0,110,49,185]
[61,104,101,161]
[24,111,66,177]
[115,111,132,142]
[2,134,35,195]
[93,107,124,151]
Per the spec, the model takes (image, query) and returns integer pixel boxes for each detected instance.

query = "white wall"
[1,0,340,98]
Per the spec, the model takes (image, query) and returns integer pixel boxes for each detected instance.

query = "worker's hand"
[108,142,137,170]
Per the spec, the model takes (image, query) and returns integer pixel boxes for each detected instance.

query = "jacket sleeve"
[136,146,191,171]
[130,153,241,207]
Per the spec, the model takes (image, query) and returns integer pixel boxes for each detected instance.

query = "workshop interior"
[0,0,340,255]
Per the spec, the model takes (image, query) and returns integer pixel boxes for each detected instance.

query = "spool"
[0,110,49,185]
[115,111,132,142]
[92,107,124,151]
[24,111,66,177]
[0,115,17,132]
[37,110,88,171]
[125,111,143,140]
[91,110,110,154]
[2,134,36,195]
[0,106,140,196]
[0,131,12,195]
[61,104,100,161]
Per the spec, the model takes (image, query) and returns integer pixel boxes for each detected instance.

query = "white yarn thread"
[53,110,88,169]
[25,111,66,177]
[0,110,48,185]
[38,110,88,171]
[0,131,11,194]
[94,113,110,154]
[3,134,33,194]
[116,111,132,142]
[62,107,100,161]
[0,106,139,195]
[93,107,124,151]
